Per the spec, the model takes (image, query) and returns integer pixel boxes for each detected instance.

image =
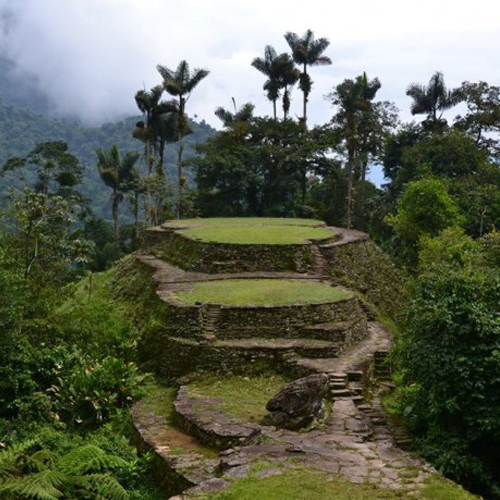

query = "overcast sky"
[1,0,500,129]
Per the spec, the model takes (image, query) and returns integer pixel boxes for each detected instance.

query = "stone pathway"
[132,321,435,499]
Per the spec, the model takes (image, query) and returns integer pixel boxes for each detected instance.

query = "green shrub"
[50,352,148,429]
[387,179,464,264]
[396,236,500,493]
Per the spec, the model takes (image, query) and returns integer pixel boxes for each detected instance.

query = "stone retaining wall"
[141,296,367,342]
[145,227,318,273]
[215,297,360,330]
[147,338,292,380]
[321,239,406,319]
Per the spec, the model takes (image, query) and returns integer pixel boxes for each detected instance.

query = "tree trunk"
[177,98,185,219]
[112,190,120,240]
[346,148,355,230]
[133,190,139,248]
[283,87,290,120]
[301,169,307,206]
[177,136,184,219]
[273,99,277,120]
[145,139,153,225]
[303,63,308,127]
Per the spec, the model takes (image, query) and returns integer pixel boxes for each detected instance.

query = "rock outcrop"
[263,373,329,430]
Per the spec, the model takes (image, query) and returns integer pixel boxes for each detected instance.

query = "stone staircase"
[201,305,221,341]
[309,244,328,277]
[373,350,392,380]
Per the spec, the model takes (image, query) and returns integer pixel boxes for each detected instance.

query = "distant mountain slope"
[0,55,51,115]
[0,99,216,218]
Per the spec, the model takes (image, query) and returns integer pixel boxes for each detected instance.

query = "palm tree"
[157,60,209,218]
[133,86,177,224]
[275,53,300,119]
[215,98,255,127]
[252,46,282,120]
[406,72,461,133]
[329,73,382,228]
[134,86,179,175]
[215,98,255,139]
[284,29,332,126]
[96,145,140,239]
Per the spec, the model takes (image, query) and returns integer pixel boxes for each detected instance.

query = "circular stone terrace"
[172,279,350,306]
[144,217,359,274]
[161,217,340,245]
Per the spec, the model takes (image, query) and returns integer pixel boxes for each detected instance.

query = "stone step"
[329,382,347,390]
[347,370,364,381]
[330,389,352,398]
[301,321,355,341]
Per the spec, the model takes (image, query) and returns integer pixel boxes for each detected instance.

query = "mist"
[1,0,499,127]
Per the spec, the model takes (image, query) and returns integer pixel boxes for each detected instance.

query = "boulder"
[262,374,329,430]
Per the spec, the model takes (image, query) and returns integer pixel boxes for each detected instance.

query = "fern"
[58,445,127,475]
[0,443,131,500]
[84,474,129,500]
[0,469,65,499]
[27,450,59,472]
[0,439,38,478]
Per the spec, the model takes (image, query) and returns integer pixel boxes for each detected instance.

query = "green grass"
[55,269,135,351]
[163,217,336,244]
[174,279,351,306]
[200,468,478,500]
[167,217,325,228]
[180,225,337,244]
[187,374,288,422]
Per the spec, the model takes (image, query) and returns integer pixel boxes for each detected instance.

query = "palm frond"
[185,68,210,93]
[156,64,174,82]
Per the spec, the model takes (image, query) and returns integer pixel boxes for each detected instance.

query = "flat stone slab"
[130,400,219,496]
[174,387,262,450]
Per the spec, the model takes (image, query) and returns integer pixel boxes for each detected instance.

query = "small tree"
[388,178,464,264]
[96,145,140,239]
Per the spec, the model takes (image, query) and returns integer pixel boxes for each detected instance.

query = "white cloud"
[0,0,499,127]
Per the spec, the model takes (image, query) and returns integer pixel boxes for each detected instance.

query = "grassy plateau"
[174,279,351,306]
[164,217,338,244]
[187,374,288,422]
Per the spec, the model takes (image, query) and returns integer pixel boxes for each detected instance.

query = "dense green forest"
[2,28,500,500]
[0,99,215,219]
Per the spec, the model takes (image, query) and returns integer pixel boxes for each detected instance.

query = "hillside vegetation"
[0,99,215,218]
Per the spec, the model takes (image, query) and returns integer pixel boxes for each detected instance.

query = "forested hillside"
[0,98,216,218]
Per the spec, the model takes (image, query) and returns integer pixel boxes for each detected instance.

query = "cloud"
[0,0,499,127]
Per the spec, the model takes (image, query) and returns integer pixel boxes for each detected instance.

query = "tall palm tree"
[96,145,140,239]
[275,53,300,119]
[406,72,461,133]
[284,29,332,126]
[252,46,282,120]
[330,73,381,229]
[157,60,209,218]
[133,85,177,224]
[134,86,178,173]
